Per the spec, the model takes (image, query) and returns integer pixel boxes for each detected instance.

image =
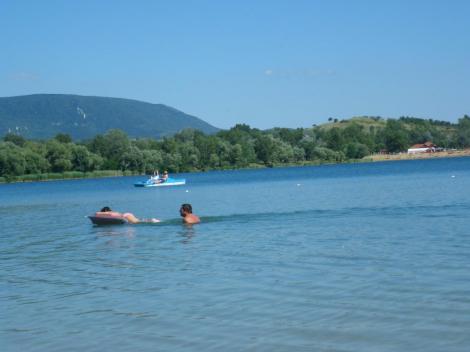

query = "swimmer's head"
[100,206,112,212]
[180,203,192,216]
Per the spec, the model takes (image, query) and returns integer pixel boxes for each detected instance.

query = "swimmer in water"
[97,206,160,224]
[179,203,200,224]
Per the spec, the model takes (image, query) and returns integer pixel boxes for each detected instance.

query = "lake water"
[2,158,470,352]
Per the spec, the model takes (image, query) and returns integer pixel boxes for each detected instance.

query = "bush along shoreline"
[1,115,470,183]
[0,170,141,184]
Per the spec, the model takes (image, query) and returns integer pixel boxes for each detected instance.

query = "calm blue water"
[2,158,470,352]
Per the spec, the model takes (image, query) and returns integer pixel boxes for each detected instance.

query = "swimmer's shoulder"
[184,214,200,224]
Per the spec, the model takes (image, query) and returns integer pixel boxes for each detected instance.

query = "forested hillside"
[0,94,219,140]
[1,115,470,182]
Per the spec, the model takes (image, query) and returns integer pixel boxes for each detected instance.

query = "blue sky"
[1,0,469,129]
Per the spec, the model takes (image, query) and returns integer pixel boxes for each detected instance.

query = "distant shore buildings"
[407,141,437,154]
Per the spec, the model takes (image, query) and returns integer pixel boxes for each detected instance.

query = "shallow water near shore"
[2,158,470,351]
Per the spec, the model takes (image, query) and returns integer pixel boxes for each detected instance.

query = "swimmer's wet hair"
[181,204,192,213]
[100,206,112,212]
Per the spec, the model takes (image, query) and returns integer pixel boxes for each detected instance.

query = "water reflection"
[178,224,196,244]
[93,226,136,237]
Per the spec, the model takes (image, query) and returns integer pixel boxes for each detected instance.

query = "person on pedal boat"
[161,170,169,182]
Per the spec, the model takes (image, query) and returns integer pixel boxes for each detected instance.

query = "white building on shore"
[407,142,436,154]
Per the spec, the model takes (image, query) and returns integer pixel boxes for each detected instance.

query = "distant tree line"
[1,115,470,180]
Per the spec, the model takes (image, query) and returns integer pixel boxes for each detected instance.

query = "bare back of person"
[183,213,200,224]
[97,207,160,224]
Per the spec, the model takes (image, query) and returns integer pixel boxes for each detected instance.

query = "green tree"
[23,149,50,174]
[178,142,200,171]
[54,133,72,143]
[70,145,102,172]
[89,129,131,169]
[208,153,220,168]
[240,142,257,165]
[45,140,73,172]
[275,128,304,146]
[3,133,26,147]
[0,142,26,176]
[302,140,317,161]
[141,149,163,173]
[120,146,144,171]
[345,142,370,159]
[311,147,345,162]
[293,146,306,162]
[160,150,182,172]
[216,140,231,167]
[229,143,244,167]
[457,115,470,147]
[254,135,275,165]
[273,140,295,163]
[325,128,345,151]
[194,135,218,168]
[383,119,409,152]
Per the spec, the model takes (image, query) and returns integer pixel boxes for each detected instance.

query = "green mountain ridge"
[0,94,219,140]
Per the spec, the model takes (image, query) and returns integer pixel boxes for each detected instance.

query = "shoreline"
[367,149,470,162]
[1,150,470,185]
[0,170,142,185]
